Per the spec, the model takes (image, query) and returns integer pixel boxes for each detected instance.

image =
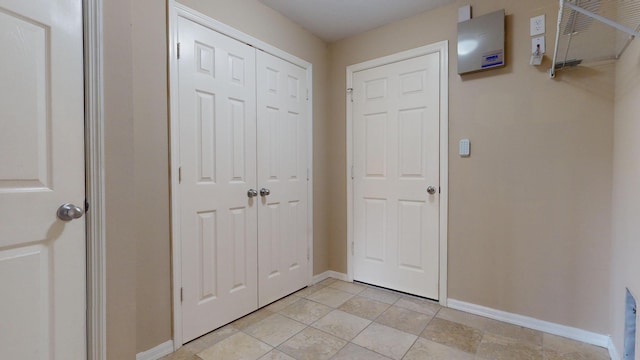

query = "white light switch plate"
[530,14,545,36]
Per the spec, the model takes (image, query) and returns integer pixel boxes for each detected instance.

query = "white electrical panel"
[457,9,506,74]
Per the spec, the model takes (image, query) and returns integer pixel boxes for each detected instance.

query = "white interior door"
[352,53,440,299]
[0,0,86,359]
[178,17,258,342]
[256,50,309,307]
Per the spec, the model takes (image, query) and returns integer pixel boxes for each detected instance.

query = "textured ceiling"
[260,0,456,42]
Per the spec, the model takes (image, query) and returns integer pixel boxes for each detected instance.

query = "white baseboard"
[608,336,621,360]
[136,340,174,360]
[448,299,611,350]
[312,270,349,284]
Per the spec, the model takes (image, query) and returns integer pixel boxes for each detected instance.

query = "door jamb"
[84,0,107,359]
[168,2,315,349]
[345,42,449,306]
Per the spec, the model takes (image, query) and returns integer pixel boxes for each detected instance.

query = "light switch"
[459,139,470,157]
[530,15,545,36]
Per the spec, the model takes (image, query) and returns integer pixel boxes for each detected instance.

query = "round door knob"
[247,189,258,198]
[427,186,437,195]
[260,188,271,196]
[57,203,84,221]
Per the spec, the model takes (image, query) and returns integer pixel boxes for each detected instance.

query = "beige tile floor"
[162,278,610,360]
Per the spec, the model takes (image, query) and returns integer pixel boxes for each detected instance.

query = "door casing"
[346,42,449,306]
[168,2,314,349]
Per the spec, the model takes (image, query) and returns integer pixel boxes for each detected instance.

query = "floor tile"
[352,322,417,360]
[483,317,543,345]
[295,284,325,298]
[265,294,301,312]
[338,296,390,320]
[375,305,433,335]
[232,308,275,330]
[180,325,238,354]
[197,332,271,360]
[244,313,306,347]
[311,309,371,341]
[277,327,347,360]
[328,280,367,294]
[307,287,354,308]
[279,298,332,325]
[160,348,200,360]
[403,338,475,360]
[421,318,483,354]
[331,343,391,360]
[394,295,441,315]
[359,287,401,304]
[476,332,543,360]
[316,277,337,287]
[436,307,490,330]
[258,349,296,360]
[542,334,610,360]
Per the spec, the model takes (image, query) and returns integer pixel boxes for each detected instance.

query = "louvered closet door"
[178,17,258,342]
[256,51,309,307]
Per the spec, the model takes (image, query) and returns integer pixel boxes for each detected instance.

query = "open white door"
[256,50,310,307]
[352,53,441,300]
[0,0,86,359]
[177,17,259,342]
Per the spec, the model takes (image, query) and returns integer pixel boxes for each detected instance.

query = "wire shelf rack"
[549,0,640,77]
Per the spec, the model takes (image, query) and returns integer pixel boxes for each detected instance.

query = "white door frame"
[168,2,314,349]
[84,0,107,359]
[346,42,449,306]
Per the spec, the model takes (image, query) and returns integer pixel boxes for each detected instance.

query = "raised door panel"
[353,53,440,299]
[0,1,86,358]
[178,17,258,342]
[257,51,308,307]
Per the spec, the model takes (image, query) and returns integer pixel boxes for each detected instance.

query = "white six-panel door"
[0,0,86,358]
[177,17,310,342]
[178,17,259,342]
[352,53,441,300]
[256,50,309,307]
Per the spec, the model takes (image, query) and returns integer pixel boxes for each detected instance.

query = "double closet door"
[177,18,310,343]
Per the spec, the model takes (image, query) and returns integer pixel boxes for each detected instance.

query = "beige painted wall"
[610,39,640,353]
[328,0,613,333]
[103,0,137,358]
[103,0,330,357]
[132,0,172,353]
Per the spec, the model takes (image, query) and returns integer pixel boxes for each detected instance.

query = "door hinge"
[306,89,309,101]
[180,287,183,302]
[178,166,182,183]
[351,165,354,180]
[307,168,310,181]
[177,42,181,59]
[351,241,355,256]
[307,247,310,262]
[347,88,354,103]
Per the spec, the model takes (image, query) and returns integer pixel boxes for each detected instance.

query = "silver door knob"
[57,203,84,221]
[427,186,437,195]
[247,189,258,198]
[260,188,270,196]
